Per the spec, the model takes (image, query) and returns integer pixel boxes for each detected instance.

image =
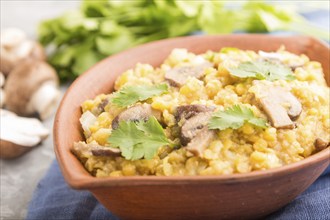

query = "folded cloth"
[26,160,329,220]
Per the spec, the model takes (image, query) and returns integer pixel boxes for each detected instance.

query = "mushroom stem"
[29,81,60,120]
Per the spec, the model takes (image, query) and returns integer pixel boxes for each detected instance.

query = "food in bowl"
[72,47,329,177]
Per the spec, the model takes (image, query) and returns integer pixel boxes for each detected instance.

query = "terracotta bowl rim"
[54,34,330,189]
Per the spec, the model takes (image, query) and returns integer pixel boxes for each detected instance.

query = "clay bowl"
[54,34,330,220]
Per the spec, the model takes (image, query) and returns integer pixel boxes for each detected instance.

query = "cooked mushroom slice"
[180,112,215,156]
[186,127,216,157]
[258,51,304,70]
[0,109,49,159]
[175,104,215,122]
[112,103,161,129]
[314,138,330,152]
[72,141,121,158]
[165,62,213,87]
[253,82,302,129]
[4,60,60,119]
[0,28,46,75]
[91,147,121,157]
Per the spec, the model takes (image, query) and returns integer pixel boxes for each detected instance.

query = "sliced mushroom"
[4,59,60,120]
[258,50,304,71]
[314,138,330,152]
[72,141,121,159]
[165,62,213,87]
[252,82,302,129]
[186,127,216,157]
[112,103,161,129]
[175,104,215,122]
[180,112,216,156]
[0,28,46,75]
[0,109,49,159]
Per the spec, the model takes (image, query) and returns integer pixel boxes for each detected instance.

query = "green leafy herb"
[108,116,171,160]
[208,105,267,130]
[111,84,168,107]
[39,0,329,82]
[228,60,295,81]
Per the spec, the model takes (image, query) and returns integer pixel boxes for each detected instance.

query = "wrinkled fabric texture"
[26,161,329,220]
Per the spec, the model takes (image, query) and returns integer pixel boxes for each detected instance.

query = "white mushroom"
[0,109,49,159]
[252,81,302,129]
[4,60,60,120]
[0,28,46,75]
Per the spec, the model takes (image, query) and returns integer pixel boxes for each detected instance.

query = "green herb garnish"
[108,116,171,160]
[208,104,267,130]
[111,84,168,107]
[228,60,295,81]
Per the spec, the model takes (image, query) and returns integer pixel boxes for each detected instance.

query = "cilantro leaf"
[108,116,170,160]
[111,84,168,107]
[228,60,295,81]
[208,105,267,130]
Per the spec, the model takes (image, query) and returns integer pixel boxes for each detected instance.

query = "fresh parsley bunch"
[39,0,329,82]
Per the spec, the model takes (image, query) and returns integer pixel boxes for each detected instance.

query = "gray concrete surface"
[1,1,78,219]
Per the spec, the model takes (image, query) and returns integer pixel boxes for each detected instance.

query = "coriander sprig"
[208,104,268,130]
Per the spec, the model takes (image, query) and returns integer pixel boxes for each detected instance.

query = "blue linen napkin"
[26,160,330,220]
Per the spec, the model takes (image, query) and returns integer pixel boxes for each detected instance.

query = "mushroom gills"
[180,112,216,156]
[165,62,213,87]
[112,103,161,129]
[253,82,302,129]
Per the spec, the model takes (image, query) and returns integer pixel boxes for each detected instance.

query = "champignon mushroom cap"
[112,103,161,129]
[252,81,302,129]
[4,59,59,117]
[0,140,33,159]
[0,28,46,75]
[0,109,49,159]
[165,62,213,87]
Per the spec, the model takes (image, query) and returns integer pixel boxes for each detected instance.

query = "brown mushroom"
[0,28,46,75]
[180,112,216,156]
[165,62,213,87]
[72,141,121,158]
[252,82,302,129]
[175,104,215,122]
[258,50,304,71]
[4,59,60,120]
[0,109,49,159]
[112,103,161,129]
[314,138,330,152]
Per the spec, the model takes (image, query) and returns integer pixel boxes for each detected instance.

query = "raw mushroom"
[180,112,216,156]
[4,60,60,120]
[0,109,49,159]
[112,103,161,129]
[0,28,46,75]
[0,72,5,107]
[165,62,213,87]
[252,82,302,129]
